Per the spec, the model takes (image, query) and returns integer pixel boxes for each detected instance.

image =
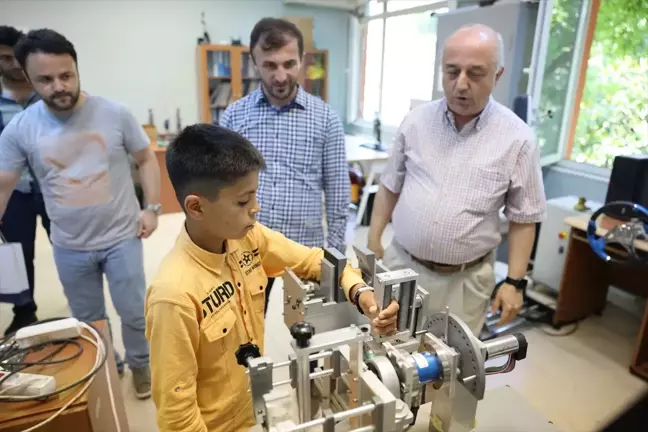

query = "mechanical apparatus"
[235,246,546,432]
[587,201,648,264]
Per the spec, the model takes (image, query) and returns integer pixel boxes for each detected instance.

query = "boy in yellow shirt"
[145,124,399,432]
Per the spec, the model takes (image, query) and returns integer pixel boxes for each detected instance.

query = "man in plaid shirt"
[220,18,350,315]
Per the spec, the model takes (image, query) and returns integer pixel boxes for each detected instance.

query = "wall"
[2,0,350,129]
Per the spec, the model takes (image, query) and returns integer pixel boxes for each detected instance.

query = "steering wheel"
[587,201,648,264]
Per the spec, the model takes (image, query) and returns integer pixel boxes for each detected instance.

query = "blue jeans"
[52,237,149,369]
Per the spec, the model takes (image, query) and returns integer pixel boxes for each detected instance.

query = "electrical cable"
[0,320,122,432]
[0,338,84,389]
[0,321,107,403]
[0,338,83,366]
[0,318,121,432]
[485,355,516,375]
[19,322,112,432]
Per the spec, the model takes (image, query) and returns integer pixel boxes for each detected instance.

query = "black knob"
[290,322,315,348]
[235,342,261,367]
[512,333,528,361]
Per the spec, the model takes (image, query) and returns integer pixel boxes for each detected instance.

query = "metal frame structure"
[237,246,537,432]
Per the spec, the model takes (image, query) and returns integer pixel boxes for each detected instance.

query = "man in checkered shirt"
[368,24,546,335]
[220,18,350,316]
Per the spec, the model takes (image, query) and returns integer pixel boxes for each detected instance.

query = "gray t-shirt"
[0,95,149,251]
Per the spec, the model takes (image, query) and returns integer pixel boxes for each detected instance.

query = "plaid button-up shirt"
[382,98,546,265]
[0,87,39,193]
[220,87,349,252]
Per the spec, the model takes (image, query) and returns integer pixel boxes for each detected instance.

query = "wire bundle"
[485,355,517,375]
[0,320,112,432]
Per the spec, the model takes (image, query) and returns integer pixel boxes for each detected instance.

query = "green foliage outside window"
[538,0,648,167]
[572,0,648,167]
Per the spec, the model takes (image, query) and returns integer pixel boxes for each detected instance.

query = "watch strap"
[505,276,526,290]
[353,285,374,315]
[146,203,163,215]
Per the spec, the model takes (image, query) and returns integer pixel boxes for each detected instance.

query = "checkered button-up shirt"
[382,98,546,265]
[0,88,39,193]
[220,87,349,252]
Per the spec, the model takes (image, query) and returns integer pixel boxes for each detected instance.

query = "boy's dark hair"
[13,29,77,69]
[166,124,266,209]
[0,26,24,48]
[249,18,304,60]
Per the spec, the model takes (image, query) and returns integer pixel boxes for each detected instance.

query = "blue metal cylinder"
[411,352,442,384]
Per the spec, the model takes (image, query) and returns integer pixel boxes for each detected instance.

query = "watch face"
[148,204,162,214]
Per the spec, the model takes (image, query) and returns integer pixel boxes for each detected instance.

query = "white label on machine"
[412,353,429,369]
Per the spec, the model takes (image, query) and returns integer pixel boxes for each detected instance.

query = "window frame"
[346,0,455,136]
[532,0,594,167]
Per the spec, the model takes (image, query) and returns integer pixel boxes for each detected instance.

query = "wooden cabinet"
[197,44,328,124]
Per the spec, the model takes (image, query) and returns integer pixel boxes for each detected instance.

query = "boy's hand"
[358,290,399,335]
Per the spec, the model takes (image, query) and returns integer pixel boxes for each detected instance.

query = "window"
[533,0,589,162]
[535,0,648,168]
[568,0,648,168]
[356,0,449,128]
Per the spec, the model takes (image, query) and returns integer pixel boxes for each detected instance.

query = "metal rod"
[310,368,334,380]
[349,427,375,432]
[484,335,520,361]
[297,349,311,422]
[280,404,377,432]
[443,305,450,344]
[335,404,376,422]
[246,351,332,375]
[272,378,292,387]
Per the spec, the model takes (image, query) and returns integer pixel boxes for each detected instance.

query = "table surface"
[345,135,389,163]
[565,213,648,252]
[0,321,106,426]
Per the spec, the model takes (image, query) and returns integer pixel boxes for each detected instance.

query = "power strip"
[0,371,56,396]
[14,318,82,348]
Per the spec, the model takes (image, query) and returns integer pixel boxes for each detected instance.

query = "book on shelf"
[242,54,259,79]
[210,82,232,108]
[210,51,231,78]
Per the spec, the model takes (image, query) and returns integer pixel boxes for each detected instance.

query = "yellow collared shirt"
[145,223,364,432]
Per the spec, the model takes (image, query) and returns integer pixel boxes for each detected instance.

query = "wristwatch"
[146,203,163,215]
[352,285,374,315]
[504,277,527,292]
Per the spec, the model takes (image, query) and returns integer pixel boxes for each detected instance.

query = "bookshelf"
[197,44,328,124]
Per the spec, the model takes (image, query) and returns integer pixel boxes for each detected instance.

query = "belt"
[408,252,487,275]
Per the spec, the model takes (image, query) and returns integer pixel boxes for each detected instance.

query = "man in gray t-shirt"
[0,29,161,399]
